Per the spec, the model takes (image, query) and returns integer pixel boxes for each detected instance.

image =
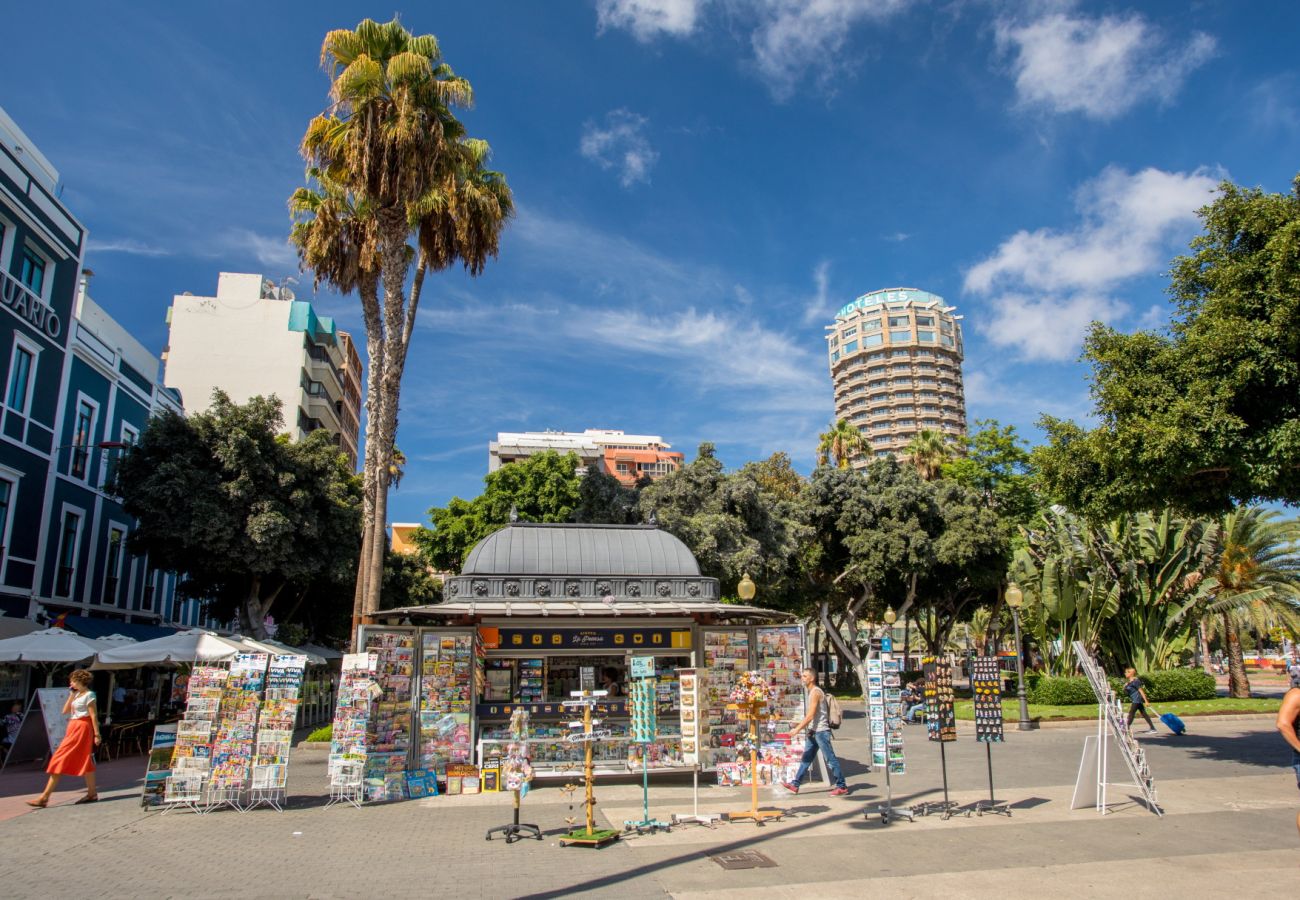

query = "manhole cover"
[711,850,777,870]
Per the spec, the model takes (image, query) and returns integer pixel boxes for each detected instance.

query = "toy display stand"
[972,742,1011,817]
[624,677,671,835]
[486,788,543,843]
[559,691,620,848]
[724,701,783,826]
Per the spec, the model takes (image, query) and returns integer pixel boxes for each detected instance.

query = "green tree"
[942,419,1040,527]
[572,467,642,524]
[112,392,362,638]
[904,428,951,481]
[1195,508,1300,697]
[816,419,867,469]
[381,550,442,610]
[1036,175,1300,518]
[294,17,514,643]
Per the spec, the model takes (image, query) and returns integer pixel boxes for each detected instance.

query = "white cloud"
[579,109,660,188]
[87,237,172,257]
[595,0,703,40]
[801,260,832,325]
[964,165,1221,361]
[996,9,1216,120]
[213,228,299,273]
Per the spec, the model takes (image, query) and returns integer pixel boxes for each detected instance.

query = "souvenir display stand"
[670,667,721,827]
[248,654,308,812]
[724,673,784,826]
[865,646,913,825]
[559,691,620,848]
[624,661,670,834]
[916,658,959,820]
[1070,641,1162,817]
[486,708,542,844]
[969,656,1010,817]
[326,653,377,809]
[163,663,231,814]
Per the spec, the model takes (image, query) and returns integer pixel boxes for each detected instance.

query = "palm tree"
[904,429,950,481]
[295,18,513,641]
[1199,508,1300,698]
[816,419,867,469]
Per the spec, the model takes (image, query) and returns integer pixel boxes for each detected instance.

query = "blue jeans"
[1292,749,1300,790]
[792,730,845,789]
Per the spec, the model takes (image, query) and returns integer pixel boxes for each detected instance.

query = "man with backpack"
[782,667,849,797]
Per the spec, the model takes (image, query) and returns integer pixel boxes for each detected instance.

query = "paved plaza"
[0,714,1296,898]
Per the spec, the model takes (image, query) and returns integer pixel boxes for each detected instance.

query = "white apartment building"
[163,272,361,468]
[488,428,683,486]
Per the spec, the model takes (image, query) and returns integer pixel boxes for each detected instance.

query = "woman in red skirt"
[27,669,101,807]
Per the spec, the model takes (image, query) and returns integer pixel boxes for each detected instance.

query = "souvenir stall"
[365,522,799,785]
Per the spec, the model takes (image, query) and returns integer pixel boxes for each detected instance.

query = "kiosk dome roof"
[461,523,701,577]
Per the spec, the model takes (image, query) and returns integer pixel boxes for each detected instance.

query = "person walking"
[27,669,101,807]
[1123,667,1158,734]
[782,668,848,797]
[1278,683,1300,838]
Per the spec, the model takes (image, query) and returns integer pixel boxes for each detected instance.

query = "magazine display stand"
[164,664,230,814]
[624,669,670,834]
[327,653,378,809]
[248,654,307,811]
[866,650,913,825]
[915,659,960,820]
[1070,642,1162,817]
[970,656,1010,817]
[208,653,269,811]
[559,691,620,848]
[486,708,542,844]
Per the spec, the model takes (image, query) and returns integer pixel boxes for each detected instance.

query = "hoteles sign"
[1,271,62,340]
[478,626,692,651]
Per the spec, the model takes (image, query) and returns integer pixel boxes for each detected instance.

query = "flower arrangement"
[729,670,776,707]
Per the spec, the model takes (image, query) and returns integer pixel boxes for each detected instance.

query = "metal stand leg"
[973,743,1011,817]
[869,757,913,825]
[486,790,542,843]
[916,742,962,819]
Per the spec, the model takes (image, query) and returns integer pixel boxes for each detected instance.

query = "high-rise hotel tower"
[826,287,967,466]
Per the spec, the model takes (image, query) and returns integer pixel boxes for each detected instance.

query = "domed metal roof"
[462,523,701,577]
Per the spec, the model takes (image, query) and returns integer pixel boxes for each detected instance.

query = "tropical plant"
[816,419,867,469]
[294,17,513,645]
[904,428,951,481]
[1191,508,1300,697]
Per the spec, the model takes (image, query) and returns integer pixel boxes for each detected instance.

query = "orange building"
[601,445,685,487]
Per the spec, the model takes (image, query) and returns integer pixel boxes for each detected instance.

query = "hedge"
[1027,676,1097,706]
[306,724,333,743]
[1028,669,1217,705]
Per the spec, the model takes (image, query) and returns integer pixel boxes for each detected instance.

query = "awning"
[62,615,179,642]
[0,615,42,640]
[397,599,794,621]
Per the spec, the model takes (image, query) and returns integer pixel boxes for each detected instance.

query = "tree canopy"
[1036,175,1300,518]
[112,392,361,638]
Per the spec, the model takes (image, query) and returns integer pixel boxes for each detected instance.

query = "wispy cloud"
[595,0,703,41]
[801,260,832,325]
[995,8,1216,120]
[87,237,172,257]
[579,109,659,187]
[964,165,1222,361]
[882,231,911,243]
[212,228,299,273]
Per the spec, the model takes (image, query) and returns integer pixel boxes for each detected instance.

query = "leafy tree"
[942,419,1040,528]
[904,428,951,481]
[573,467,642,524]
[381,550,442,610]
[1037,175,1300,518]
[294,17,514,644]
[816,419,867,469]
[741,452,804,502]
[112,392,362,638]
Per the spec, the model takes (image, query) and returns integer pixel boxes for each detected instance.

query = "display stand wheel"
[486,790,542,844]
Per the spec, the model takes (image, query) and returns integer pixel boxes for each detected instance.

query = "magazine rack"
[326,759,365,809]
[725,700,783,825]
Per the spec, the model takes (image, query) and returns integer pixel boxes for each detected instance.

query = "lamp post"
[737,573,756,602]
[1005,582,1032,731]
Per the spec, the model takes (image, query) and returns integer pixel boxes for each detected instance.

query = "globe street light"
[737,573,756,602]
[1005,581,1032,731]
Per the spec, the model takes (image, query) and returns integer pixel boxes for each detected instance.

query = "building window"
[842,340,858,353]
[70,400,96,479]
[104,527,126,605]
[56,511,81,597]
[917,330,936,342]
[5,344,34,414]
[19,247,46,295]
[889,329,910,343]
[0,477,12,560]
[888,316,909,328]
[862,318,881,331]
[830,350,839,363]
[915,316,934,326]
[863,333,883,348]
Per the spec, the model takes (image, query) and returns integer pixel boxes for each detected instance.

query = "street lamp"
[883,606,897,625]
[737,573,756,602]
[1005,581,1032,731]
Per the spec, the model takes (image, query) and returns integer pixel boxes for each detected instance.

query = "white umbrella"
[257,637,326,666]
[0,627,105,662]
[94,629,246,669]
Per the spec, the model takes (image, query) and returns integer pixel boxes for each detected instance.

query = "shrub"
[1144,669,1216,702]
[1028,676,1096,706]
[305,724,333,743]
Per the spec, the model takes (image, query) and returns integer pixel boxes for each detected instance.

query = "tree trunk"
[352,275,384,650]
[1197,620,1211,673]
[1223,612,1251,698]
[242,576,267,639]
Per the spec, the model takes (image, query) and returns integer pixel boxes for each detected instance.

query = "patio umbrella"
[0,627,106,662]
[94,635,138,718]
[94,629,246,669]
[256,637,326,666]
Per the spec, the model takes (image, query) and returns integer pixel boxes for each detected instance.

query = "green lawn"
[951,697,1281,721]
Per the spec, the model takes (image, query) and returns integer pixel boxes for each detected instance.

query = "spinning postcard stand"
[559,691,620,848]
[724,672,783,826]
[624,660,670,834]
[865,646,913,825]
[915,658,960,820]
[970,656,1010,817]
[486,708,542,843]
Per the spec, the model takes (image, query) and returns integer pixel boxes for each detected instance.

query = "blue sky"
[3,1,1297,525]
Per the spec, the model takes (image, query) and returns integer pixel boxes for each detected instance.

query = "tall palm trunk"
[1223,612,1251,698]
[351,277,384,649]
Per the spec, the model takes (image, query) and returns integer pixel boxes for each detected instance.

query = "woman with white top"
[27,669,101,807]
